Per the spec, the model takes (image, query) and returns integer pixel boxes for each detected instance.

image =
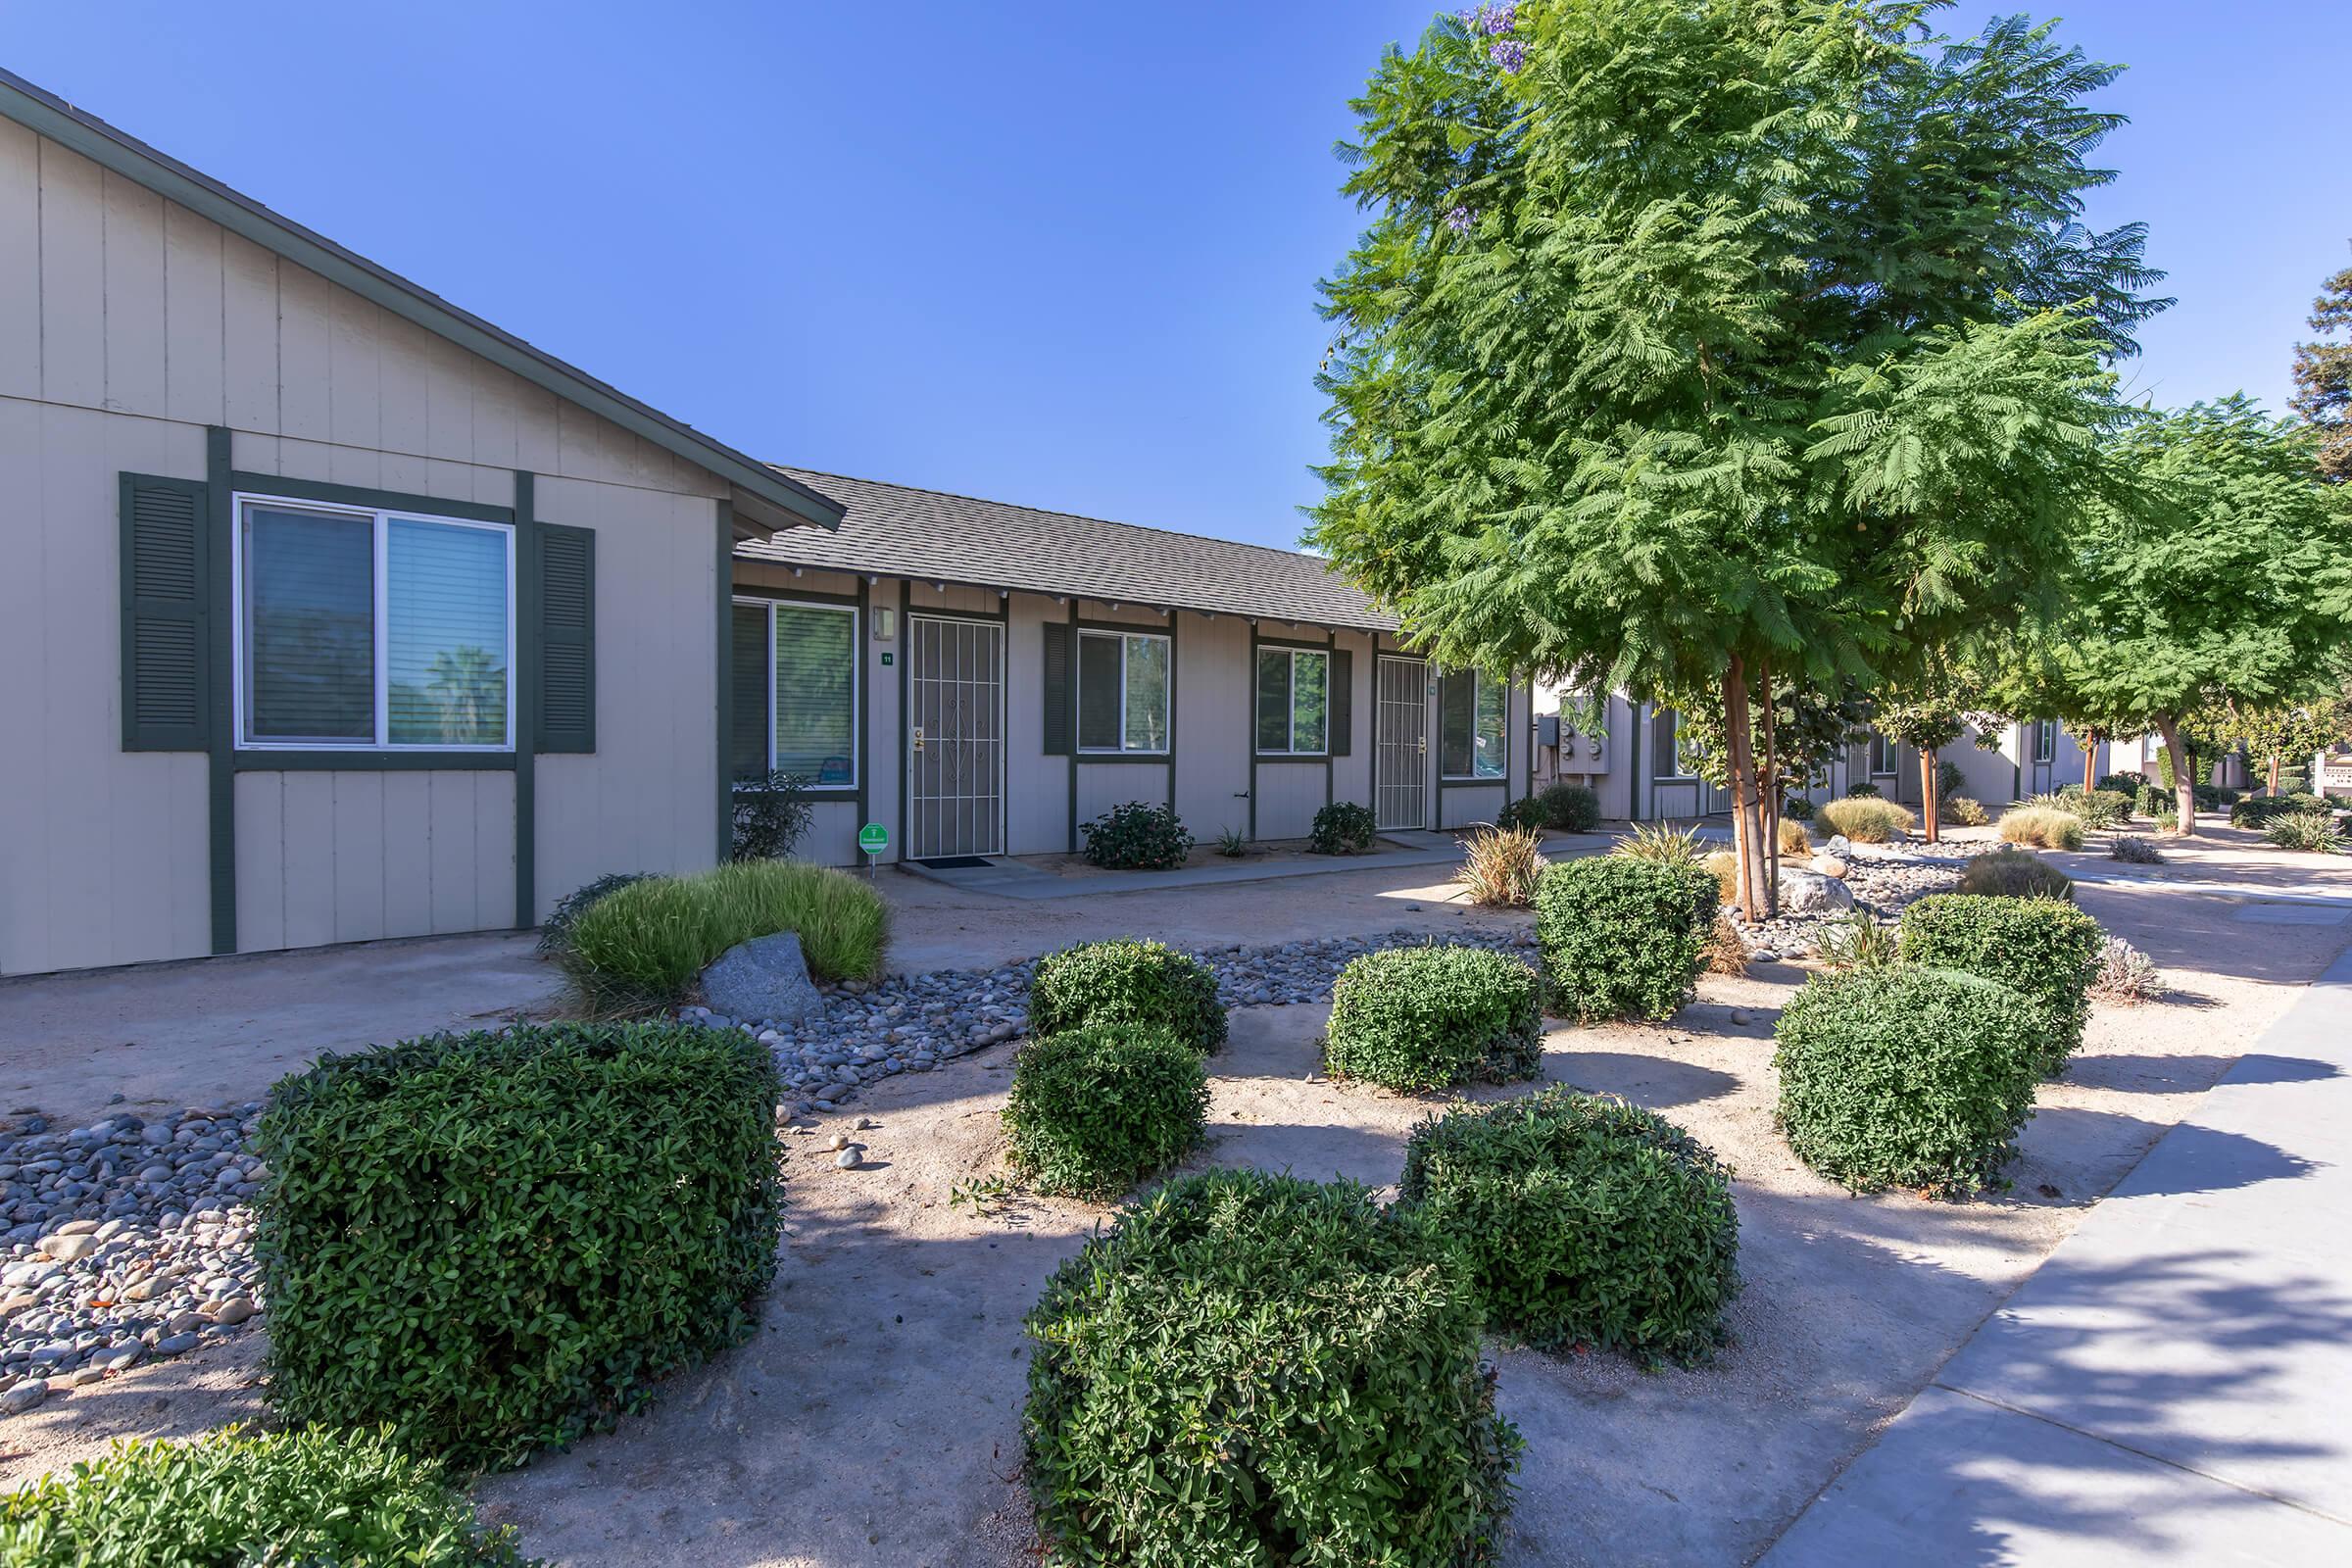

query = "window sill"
[1256,752,1330,760]
[232,750,517,772]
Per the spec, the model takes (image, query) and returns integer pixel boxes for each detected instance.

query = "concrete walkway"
[895,830,1615,901]
[1760,943,2352,1566]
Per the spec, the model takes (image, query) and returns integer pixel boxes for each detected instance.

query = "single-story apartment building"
[731,471,1534,865]
[1,68,1531,976]
[0,69,844,977]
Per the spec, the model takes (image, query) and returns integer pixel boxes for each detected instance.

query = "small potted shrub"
[1324,945,1544,1091]
[1534,857,1718,1022]
[1024,1170,1518,1566]
[1774,966,2043,1197]
[1897,893,2104,1075]
[1308,800,1379,855]
[1079,801,1192,870]
[1004,1026,1208,1198]
[1397,1087,1739,1365]
[1028,939,1225,1054]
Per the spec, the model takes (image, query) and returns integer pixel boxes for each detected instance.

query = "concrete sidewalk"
[1761,944,2352,1566]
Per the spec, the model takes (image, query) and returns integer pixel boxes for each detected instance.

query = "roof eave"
[0,69,844,534]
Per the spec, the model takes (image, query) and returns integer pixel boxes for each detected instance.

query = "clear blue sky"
[6,1,2343,548]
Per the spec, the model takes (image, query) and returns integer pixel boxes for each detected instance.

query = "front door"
[1375,656,1429,830]
[906,614,1005,858]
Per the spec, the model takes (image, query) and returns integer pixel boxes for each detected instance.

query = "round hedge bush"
[1324,945,1543,1092]
[0,1425,534,1566]
[1308,800,1379,855]
[1028,939,1226,1054]
[1004,1026,1208,1198]
[1534,857,1718,1022]
[1774,966,2044,1197]
[1023,1169,1519,1566]
[1534,780,1602,832]
[1080,801,1193,869]
[1396,1088,1740,1365]
[1896,893,2105,1075]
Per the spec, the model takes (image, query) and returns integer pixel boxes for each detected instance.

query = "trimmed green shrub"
[256,1023,784,1469]
[1998,806,2086,851]
[1775,967,2043,1197]
[1535,857,1718,1022]
[1782,794,1817,821]
[1080,801,1193,869]
[564,859,887,1004]
[2265,809,2345,854]
[0,1425,535,1566]
[730,768,813,860]
[2231,794,2333,828]
[1943,794,1989,827]
[2097,770,2149,797]
[2135,782,2171,817]
[1324,945,1543,1091]
[2069,788,2133,829]
[1534,779,1602,832]
[1028,939,1226,1054]
[1396,1088,1739,1365]
[1935,759,1969,801]
[1004,1026,1208,1198]
[536,870,650,957]
[1958,848,2077,900]
[1817,796,1913,843]
[1308,799,1380,855]
[1897,894,2105,1075]
[1024,1169,1518,1567]
[1845,780,1881,797]
[1495,795,1547,833]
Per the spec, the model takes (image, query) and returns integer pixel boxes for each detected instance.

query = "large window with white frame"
[1441,671,1507,779]
[731,598,858,786]
[1077,629,1170,754]
[1255,646,1329,755]
[233,493,513,751]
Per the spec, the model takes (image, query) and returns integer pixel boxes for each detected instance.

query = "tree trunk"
[2270,752,2282,795]
[1919,747,1940,844]
[2082,732,2099,793]
[2158,716,2197,836]
[1760,659,1781,891]
[1722,656,1774,920]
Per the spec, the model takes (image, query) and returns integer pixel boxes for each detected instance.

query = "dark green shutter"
[535,523,595,753]
[120,472,212,752]
[1042,621,1072,756]
[730,603,769,781]
[1329,649,1353,756]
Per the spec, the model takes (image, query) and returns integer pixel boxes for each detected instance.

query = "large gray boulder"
[700,932,823,1025]
[1778,868,1856,915]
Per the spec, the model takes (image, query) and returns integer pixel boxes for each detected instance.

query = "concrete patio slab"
[1759,944,2352,1565]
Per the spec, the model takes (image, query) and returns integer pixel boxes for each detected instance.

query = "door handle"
[1417,738,1427,754]
[912,726,925,753]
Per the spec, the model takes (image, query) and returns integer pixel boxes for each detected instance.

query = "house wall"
[0,121,732,974]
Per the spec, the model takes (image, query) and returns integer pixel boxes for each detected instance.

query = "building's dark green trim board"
[232,751,518,773]
[897,580,912,858]
[732,583,862,608]
[205,427,235,955]
[513,470,538,928]
[716,500,735,866]
[226,471,514,525]
[1066,598,1080,852]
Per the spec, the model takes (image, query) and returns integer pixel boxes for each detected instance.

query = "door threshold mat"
[917,856,995,870]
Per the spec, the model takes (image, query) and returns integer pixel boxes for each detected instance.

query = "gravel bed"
[0,1104,264,1416]
[684,924,1541,1115]
[1736,847,1969,958]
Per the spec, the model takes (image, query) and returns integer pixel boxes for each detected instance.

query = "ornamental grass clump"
[1998,806,2086,851]
[1816,797,1913,843]
[563,859,887,1006]
[0,1425,536,1567]
[1943,794,1989,827]
[1024,1169,1519,1568]
[1536,857,1718,1022]
[1455,823,1548,906]
[1004,1026,1208,1199]
[256,1023,784,1469]
[1027,939,1225,1054]
[1897,894,2104,1076]
[1958,847,2077,900]
[2264,808,2345,854]
[1324,945,1543,1092]
[1397,1088,1740,1365]
[1774,967,2043,1198]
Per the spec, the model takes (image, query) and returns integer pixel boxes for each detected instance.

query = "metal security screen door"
[1375,657,1429,830]
[907,615,1006,858]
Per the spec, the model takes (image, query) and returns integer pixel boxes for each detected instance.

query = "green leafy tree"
[2032,398,2352,833]
[2290,258,2352,484]
[2219,688,2352,795]
[1662,677,1868,885]
[1310,1,2157,917]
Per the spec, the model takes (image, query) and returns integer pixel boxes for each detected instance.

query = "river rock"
[1778,868,1856,915]
[699,933,823,1025]
[1810,854,1849,879]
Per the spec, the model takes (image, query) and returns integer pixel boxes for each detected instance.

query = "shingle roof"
[738,468,1399,633]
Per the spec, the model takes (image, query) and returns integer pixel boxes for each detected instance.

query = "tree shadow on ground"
[2064,1051,2337,1095]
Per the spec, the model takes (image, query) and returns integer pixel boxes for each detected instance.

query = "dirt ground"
[3,849,2345,1566]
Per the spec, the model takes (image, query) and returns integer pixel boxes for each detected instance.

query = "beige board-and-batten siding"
[0,118,731,974]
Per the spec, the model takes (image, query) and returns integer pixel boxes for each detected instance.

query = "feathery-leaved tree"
[2029,398,2352,833]
[2290,258,2352,485]
[1309,0,2158,917]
